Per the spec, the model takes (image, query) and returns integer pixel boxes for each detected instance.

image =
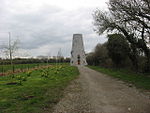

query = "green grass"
[0,64,79,113]
[0,63,50,73]
[88,66,150,90]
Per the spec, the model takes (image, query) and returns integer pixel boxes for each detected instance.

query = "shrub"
[26,70,32,77]
[41,69,49,78]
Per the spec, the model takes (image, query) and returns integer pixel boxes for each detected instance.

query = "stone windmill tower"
[70,34,87,66]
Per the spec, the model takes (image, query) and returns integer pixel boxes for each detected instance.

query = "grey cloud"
[0,1,107,57]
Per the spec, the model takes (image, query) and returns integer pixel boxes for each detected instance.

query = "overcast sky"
[0,0,108,58]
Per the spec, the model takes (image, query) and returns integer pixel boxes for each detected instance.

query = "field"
[88,66,150,90]
[0,64,79,113]
[0,63,50,74]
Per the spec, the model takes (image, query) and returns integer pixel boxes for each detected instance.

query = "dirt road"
[53,66,150,113]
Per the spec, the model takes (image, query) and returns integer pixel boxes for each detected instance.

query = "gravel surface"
[53,66,150,113]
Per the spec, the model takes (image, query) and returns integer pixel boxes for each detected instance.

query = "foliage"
[107,34,130,67]
[0,63,57,74]
[41,68,49,78]
[26,70,32,77]
[93,0,150,72]
[86,43,113,67]
[86,52,95,65]
[0,57,71,65]
[0,64,79,113]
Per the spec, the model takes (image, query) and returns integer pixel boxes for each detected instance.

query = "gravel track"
[53,66,150,113]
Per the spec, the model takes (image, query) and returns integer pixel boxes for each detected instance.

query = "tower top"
[73,34,82,37]
[73,34,82,39]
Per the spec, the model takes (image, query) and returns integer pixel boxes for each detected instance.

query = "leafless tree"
[3,33,20,65]
[93,0,150,72]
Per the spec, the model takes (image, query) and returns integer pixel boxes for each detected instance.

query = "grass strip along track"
[88,66,150,90]
[0,64,79,113]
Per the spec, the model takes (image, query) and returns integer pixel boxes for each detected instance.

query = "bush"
[107,34,130,68]
[41,69,49,78]
[26,71,32,77]
[86,43,112,67]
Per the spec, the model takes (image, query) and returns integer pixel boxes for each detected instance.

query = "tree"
[3,38,20,65]
[86,52,95,65]
[86,43,112,67]
[93,0,150,72]
[94,43,110,66]
[2,32,20,72]
[107,34,130,67]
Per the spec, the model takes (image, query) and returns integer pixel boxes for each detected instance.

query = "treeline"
[0,57,70,65]
[91,0,150,72]
[86,34,149,73]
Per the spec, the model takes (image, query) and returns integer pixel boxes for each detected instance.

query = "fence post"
[2,61,4,75]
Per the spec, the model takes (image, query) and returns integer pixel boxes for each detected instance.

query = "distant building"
[70,34,87,66]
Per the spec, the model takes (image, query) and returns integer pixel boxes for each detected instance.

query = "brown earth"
[53,66,150,113]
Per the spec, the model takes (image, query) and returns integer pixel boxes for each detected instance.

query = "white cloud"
[0,0,108,57]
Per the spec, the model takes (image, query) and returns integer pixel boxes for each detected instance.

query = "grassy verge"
[88,66,150,90]
[0,64,79,113]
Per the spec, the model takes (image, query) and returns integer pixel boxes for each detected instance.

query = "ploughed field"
[0,64,79,113]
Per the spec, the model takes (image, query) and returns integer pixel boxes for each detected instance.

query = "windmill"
[70,34,87,66]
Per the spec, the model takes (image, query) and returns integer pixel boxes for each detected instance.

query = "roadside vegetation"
[0,57,70,75]
[0,63,47,74]
[0,64,79,113]
[86,0,150,91]
[90,0,150,73]
[88,66,150,90]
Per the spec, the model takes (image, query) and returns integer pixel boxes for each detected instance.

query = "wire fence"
[0,63,49,76]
